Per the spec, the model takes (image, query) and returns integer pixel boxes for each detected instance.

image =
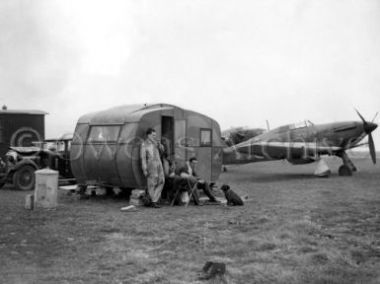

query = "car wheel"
[13,165,36,190]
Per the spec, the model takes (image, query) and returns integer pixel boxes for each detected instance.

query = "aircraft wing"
[231,141,343,156]
[250,142,341,151]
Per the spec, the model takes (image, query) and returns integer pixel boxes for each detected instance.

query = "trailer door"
[161,116,174,159]
[174,120,187,164]
[196,128,212,181]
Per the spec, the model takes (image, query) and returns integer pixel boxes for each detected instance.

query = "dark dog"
[221,184,244,206]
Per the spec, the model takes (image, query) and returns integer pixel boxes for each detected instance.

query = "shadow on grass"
[251,173,320,183]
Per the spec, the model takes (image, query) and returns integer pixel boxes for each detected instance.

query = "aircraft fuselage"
[223,120,376,165]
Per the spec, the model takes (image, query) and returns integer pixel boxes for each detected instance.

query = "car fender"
[12,159,39,172]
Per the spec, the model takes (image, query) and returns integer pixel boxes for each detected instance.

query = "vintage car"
[0,137,74,190]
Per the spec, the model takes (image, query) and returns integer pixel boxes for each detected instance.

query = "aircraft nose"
[366,122,378,133]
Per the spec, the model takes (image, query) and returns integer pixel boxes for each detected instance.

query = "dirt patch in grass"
[1,157,380,283]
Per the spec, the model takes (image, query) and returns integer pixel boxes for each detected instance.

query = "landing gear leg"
[342,152,357,172]
[338,152,356,176]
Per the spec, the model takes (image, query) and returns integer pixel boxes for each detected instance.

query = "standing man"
[140,128,165,208]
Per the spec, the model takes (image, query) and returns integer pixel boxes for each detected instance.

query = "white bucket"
[34,168,59,209]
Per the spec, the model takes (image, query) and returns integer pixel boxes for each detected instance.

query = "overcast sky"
[1,0,379,149]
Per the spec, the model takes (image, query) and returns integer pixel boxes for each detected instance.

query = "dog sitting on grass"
[221,184,244,206]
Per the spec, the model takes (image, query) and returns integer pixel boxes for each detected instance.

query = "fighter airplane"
[223,110,378,176]
[222,127,265,147]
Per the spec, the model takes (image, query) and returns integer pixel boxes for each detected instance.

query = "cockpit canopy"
[289,120,314,130]
[273,120,314,133]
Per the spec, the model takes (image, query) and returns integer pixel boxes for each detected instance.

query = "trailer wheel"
[119,187,133,201]
[104,186,115,197]
[13,165,36,190]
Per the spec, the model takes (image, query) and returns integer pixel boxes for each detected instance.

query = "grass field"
[1,156,379,283]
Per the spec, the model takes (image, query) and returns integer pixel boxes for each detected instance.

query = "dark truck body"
[0,109,46,158]
[0,139,75,190]
[0,109,75,190]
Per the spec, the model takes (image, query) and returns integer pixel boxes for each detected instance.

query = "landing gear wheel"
[338,165,352,176]
[13,165,36,190]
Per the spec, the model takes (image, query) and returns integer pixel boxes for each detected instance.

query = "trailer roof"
[77,103,216,124]
[0,109,48,115]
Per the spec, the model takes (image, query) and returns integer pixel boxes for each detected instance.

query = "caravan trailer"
[70,104,224,192]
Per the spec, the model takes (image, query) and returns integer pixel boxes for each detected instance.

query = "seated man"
[178,157,218,203]
[163,157,202,205]
[161,155,174,201]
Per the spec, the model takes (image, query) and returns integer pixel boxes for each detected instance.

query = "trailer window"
[88,126,120,142]
[200,128,212,147]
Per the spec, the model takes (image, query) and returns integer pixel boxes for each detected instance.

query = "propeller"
[355,109,378,164]
[372,112,378,123]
